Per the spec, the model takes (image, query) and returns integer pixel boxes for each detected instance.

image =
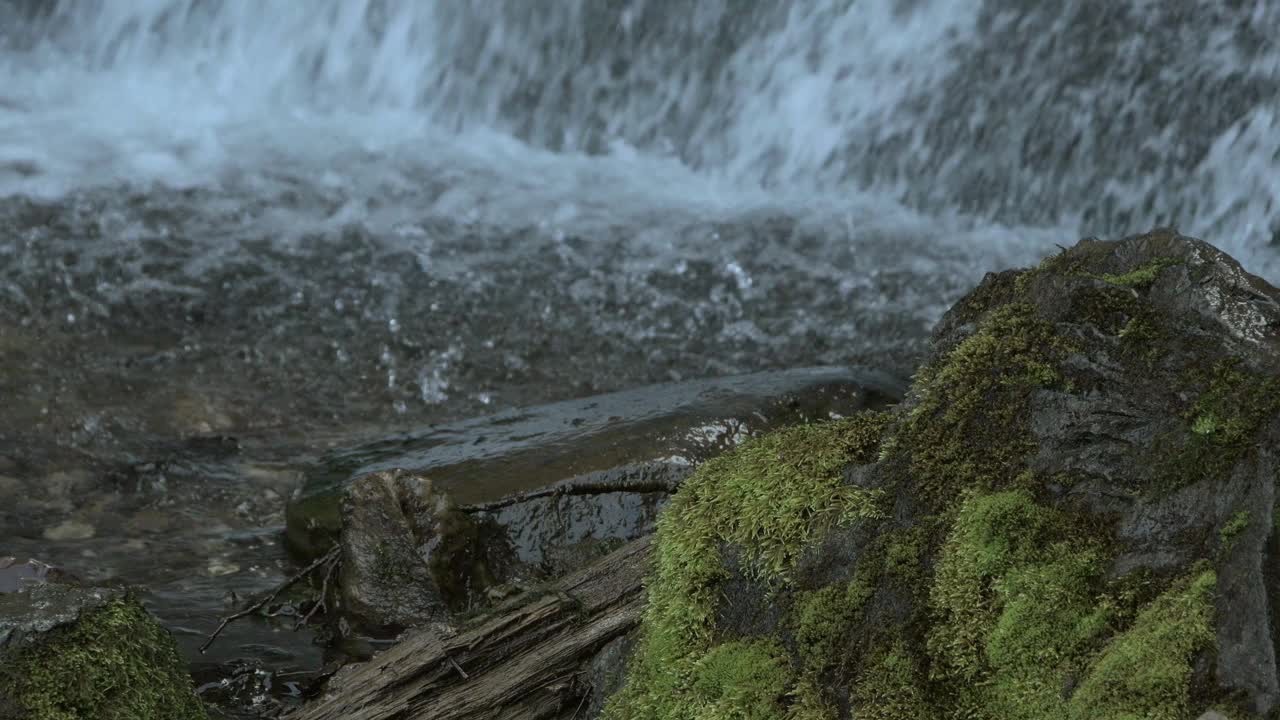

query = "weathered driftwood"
[293,535,652,720]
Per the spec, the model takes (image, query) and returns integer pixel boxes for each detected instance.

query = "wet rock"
[286,366,906,560]
[126,508,175,535]
[605,231,1280,719]
[170,388,236,436]
[474,461,687,577]
[42,469,95,499]
[584,632,638,720]
[204,558,240,577]
[336,471,450,631]
[41,519,95,541]
[294,367,905,632]
[0,565,206,719]
[0,558,76,594]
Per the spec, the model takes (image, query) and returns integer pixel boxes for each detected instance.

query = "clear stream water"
[2,0,1279,715]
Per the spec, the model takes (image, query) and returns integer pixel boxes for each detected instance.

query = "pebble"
[127,509,174,534]
[240,464,301,492]
[44,469,95,499]
[0,475,21,498]
[43,519,96,541]
[207,558,240,577]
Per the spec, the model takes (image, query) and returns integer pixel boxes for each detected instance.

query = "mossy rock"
[0,583,206,720]
[603,230,1280,720]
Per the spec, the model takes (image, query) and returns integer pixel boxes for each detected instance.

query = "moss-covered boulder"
[0,572,206,720]
[603,230,1280,720]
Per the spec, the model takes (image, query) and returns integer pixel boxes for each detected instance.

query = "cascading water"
[4,1,1278,254]
[2,0,1278,714]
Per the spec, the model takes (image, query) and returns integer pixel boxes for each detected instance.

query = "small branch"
[295,551,341,630]
[446,656,470,680]
[201,546,340,654]
[460,477,677,514]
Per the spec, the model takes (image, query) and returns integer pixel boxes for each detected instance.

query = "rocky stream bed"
[4,230,1280,720]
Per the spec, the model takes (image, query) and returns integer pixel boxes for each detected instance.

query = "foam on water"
[0,1,970,224]
[1,0,1279,287]
[0,2,1274,280]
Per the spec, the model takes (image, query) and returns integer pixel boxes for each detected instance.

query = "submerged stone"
[0,570,206,720]
[0,559,75,594]
[603,230,1280,720]
[286,366,906,560]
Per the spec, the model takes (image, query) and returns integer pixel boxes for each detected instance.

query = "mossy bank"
[603,230,1280,720]
[0,585,206,720]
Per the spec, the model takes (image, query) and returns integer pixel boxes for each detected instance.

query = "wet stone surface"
[310,367,906,633]
[287,365,906,559]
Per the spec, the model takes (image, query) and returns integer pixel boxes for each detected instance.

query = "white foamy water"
[4,0,1277,278]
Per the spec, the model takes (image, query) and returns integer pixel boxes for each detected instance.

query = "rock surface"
[297,367,906,631]
[0,561,206,720]
[603,230,1280,720]
[286,366,907,560]
[337,470,489,630]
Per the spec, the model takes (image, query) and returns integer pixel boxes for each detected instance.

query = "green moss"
[1090,257,1181,288]
[1188,361,1280,445]
[689,639,792,720]
[850,639,931,720]
[1218,511,1250,553]
[882,526,929,584]
[1192,414,1226,436]
[602,414,891,720]
[786,679,837,720]
[927,488,1217,720]
[1153,359,1280,493]
[0,595,207,720]
[1117,315,1159,346]
[1067,569,1217,720]
[885,303,1072,500]
[1065,285,1166,368]
[926,488,1112,719]
[792,565,877,677]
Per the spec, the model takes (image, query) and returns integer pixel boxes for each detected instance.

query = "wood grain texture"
[293,535,652,720]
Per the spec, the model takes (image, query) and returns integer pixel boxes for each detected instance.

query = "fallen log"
[293,534,652,720]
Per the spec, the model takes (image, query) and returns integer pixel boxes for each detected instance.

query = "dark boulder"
[603,230,1280,720]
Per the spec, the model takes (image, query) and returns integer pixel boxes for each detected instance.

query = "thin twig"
[460,477,677,514]
[295,550,340,630]
[200,546,340,654]
[446,656,470,680]
[570,689,589,720]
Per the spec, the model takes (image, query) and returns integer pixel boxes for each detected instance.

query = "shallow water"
[2,0,1280,716]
